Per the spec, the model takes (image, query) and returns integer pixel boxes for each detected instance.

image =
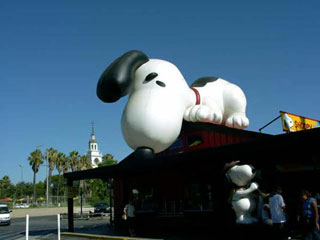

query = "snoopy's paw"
[211,111,223,124]
[250,182,259,191]
[225,114,249,129]
[184,105,211,122]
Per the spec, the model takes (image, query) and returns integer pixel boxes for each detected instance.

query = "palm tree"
[79,155,92,171]
[46,148,58,204]
[28,149,44,204]
[68,151,80,172]
[61,153,71,202]
[63,157,70,174]
[56,152,66,201]
[78,155,92,197]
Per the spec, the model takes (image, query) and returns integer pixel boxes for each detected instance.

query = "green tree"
[27,149,44,204]
[0,176,15,199]
[88,154,117,205]
[46,148,58,203]
[88,178,109,204]
[15,181,32,199]
[99,154,117,167]
[63,155,70,174]
[68,151,80,172]
[51,175,65,197]
[56,152,67,200]
[35,181,46,199]
[78,155,91,171]
[79,155,92,196]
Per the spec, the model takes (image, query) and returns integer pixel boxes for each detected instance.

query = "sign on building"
[280,111,320,132]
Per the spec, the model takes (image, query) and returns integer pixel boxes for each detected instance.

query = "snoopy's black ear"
[97,50,149,103]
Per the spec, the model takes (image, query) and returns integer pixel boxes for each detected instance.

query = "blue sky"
[1,0,319,184]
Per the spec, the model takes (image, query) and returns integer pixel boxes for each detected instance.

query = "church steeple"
[89,122,97,150]
[91,121,95,136]
[87,122,102,168]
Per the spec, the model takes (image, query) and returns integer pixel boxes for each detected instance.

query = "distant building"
[87,123,102,168]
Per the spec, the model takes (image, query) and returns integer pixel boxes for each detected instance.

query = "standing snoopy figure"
[97,50,249,158]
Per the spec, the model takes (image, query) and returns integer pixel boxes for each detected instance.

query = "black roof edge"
[64,127,320,181]
[64,164,119,181]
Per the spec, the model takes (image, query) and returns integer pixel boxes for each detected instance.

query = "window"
[131,186,155,212]
[0,206,9,213]
[184,183,213,211]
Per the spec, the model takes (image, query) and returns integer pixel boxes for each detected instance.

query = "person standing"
[124,199,136,237]
[257,188,272,226]
[269,186,287,238]
[300,190,320,240]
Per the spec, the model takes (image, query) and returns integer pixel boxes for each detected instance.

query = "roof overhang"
[64,127,320,181]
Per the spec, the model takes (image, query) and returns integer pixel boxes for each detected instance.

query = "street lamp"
[19,165,23,182]
[18,165,23,198]
[45,150,49,207]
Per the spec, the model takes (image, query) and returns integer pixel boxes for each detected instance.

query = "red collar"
[190,87,201,105]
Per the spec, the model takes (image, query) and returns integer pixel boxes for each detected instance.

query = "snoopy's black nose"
[134,147,154,160]
[251,167,256,174]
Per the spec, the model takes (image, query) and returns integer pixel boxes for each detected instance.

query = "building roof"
[64,122,320,181]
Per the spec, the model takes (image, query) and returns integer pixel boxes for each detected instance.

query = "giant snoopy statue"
[97,50,249,158]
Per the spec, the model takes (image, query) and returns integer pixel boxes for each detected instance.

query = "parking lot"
[0,214,111,240]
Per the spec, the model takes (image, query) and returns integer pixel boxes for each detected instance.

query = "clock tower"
[87,122,103,168]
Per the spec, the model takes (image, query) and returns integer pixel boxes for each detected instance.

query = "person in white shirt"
[124,199,136,236]
[269,186,287,239]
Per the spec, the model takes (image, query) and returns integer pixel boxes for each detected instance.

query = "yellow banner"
[280,111,320,132]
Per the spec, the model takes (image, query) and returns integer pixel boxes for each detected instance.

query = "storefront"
[64,121,320,232]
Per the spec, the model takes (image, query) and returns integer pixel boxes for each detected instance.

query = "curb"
[61,232,163,240]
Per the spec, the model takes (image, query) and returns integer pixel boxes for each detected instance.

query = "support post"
[67,179,74,232]
[109,179,113,224]
[80,189,83,216]
[259,115,281,132]
[26,214,29,240]
[57,214,61,240]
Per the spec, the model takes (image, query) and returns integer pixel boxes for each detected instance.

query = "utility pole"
[19,165,23,197]
[19,164,23,182]
[46,149,49,207]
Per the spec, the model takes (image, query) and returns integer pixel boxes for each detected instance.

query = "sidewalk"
[11,207,94,218]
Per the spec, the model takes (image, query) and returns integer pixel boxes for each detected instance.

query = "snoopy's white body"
[186,79,249,128]
[98,51,249,154]
[232,183,258,224]
[121,58,249,153]
[226,165,258,224]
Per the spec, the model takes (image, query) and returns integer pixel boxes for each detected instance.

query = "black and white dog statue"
[97,50,249,157]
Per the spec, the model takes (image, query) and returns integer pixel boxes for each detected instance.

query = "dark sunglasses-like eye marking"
[145,72,158,82]
[156,81,166,87]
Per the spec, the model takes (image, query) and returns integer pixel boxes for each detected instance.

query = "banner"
[280,111,320,132]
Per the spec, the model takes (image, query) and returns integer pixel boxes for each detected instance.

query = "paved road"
[0,215,110,240]
[11,207,94,218]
